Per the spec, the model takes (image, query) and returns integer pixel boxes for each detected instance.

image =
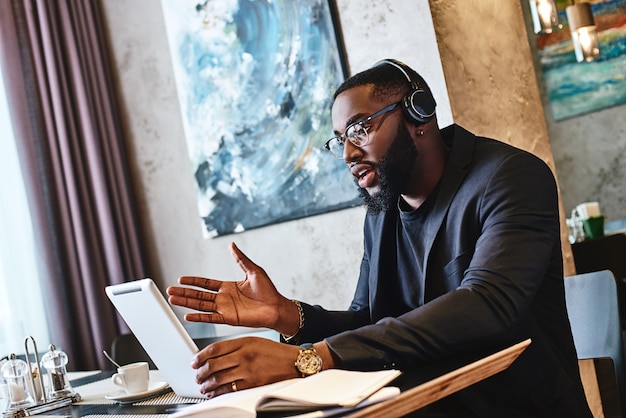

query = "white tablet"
[105,278,202,398]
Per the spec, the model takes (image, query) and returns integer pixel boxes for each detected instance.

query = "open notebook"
[171,369,402,418]
[105,278,203,398]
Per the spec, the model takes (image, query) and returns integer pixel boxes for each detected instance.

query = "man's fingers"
[184,312,225,324]
[194,341,245,396]
[201,376,242,398]
[177,276,223,291]
[168,295,217,313]
[229,242,261,274]
[167,286,216,300]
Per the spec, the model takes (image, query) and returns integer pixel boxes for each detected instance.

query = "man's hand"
[167,242,301,335]
[191,337,336,398]
[192,337,301,397]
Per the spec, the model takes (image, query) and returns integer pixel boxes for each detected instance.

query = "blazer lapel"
[419,125,475,304]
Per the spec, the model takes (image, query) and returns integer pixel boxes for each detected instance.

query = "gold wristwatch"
[295,343,323,377]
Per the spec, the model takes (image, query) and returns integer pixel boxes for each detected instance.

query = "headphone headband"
[375,59,419,90]
[374,58,436,124]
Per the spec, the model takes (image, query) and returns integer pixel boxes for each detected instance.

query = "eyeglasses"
[324,102,400,159]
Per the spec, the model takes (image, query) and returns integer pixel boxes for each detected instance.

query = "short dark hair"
[332,60,433,105]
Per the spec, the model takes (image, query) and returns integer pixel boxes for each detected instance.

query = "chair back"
[571,234,626,326]
[110,333,156,370]
[564,269,626,415]
[571,234,626,280]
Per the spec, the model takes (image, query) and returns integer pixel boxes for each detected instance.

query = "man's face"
[331,85,417,213]
[357,122,417,212]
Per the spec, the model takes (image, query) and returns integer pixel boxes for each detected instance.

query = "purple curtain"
[0,0,147,370]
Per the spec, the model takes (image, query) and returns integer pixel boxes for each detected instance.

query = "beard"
[358,122,418,214]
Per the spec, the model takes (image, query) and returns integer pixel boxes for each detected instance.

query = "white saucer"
[105,381,170,402]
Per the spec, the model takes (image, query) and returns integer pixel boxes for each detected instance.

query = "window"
[0,68,49,357]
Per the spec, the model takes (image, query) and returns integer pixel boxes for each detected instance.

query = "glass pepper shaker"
[41,344,74,399]
[0,354,36,410]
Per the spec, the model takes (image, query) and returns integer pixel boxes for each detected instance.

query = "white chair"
[565,269,626,417]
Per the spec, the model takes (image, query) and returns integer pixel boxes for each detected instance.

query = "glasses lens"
[325,122,370,158]
[329,138,344,158]
[346,123,368,146]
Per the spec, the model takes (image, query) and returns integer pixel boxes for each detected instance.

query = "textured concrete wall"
[550,106,626,223]
[100,0,577,336]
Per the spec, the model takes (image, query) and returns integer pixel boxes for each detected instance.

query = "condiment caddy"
[1,336,80,418]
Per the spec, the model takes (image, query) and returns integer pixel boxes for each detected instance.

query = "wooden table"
[2,340,530,418]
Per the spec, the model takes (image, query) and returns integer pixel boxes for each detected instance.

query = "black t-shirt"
[390,185,441,313]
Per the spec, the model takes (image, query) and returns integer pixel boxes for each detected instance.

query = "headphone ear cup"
[402,89,436,124]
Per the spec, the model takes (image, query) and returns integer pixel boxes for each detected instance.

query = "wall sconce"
[566,2,600,62]
[529,0,561,34]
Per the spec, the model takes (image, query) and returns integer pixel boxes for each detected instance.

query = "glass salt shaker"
[0,354,36,410]
[41,344,74,399]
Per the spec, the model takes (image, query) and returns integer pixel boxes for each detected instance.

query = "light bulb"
[572,26,600,62]
[566,3,600,63]
[530,0,560,34]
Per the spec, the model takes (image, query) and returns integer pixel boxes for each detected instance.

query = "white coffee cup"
[112,362,149,394]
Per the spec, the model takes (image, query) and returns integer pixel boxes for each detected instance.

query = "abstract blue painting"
[161,0,360,237]
[536,0,626,120]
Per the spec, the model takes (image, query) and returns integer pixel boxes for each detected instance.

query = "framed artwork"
[161,0,360,237]
[535,0,626,121]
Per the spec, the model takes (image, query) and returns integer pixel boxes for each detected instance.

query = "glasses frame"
[324,101,400,158]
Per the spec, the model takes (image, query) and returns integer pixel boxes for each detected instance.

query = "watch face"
[296,350,323,375]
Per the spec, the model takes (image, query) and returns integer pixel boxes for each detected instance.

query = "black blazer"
[296,125,591,417]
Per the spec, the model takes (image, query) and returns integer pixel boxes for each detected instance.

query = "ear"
[411,118,437,137]
[406,119,430,141]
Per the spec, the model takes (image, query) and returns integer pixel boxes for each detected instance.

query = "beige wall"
[100,0,574,336]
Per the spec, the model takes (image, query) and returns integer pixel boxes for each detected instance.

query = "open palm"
[167,242,287,329]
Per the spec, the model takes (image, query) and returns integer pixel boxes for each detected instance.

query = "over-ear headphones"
[375,58,436,125]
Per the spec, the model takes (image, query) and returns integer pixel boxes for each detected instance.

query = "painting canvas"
[161,0,360,237]
[535,0,626,121]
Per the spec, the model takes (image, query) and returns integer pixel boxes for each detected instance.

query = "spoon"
[103,350,122,369]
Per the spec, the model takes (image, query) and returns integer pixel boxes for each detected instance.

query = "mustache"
[350,160,378,169]
[349,160,379,175]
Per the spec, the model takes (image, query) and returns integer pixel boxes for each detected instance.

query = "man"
[167,59,591,416]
